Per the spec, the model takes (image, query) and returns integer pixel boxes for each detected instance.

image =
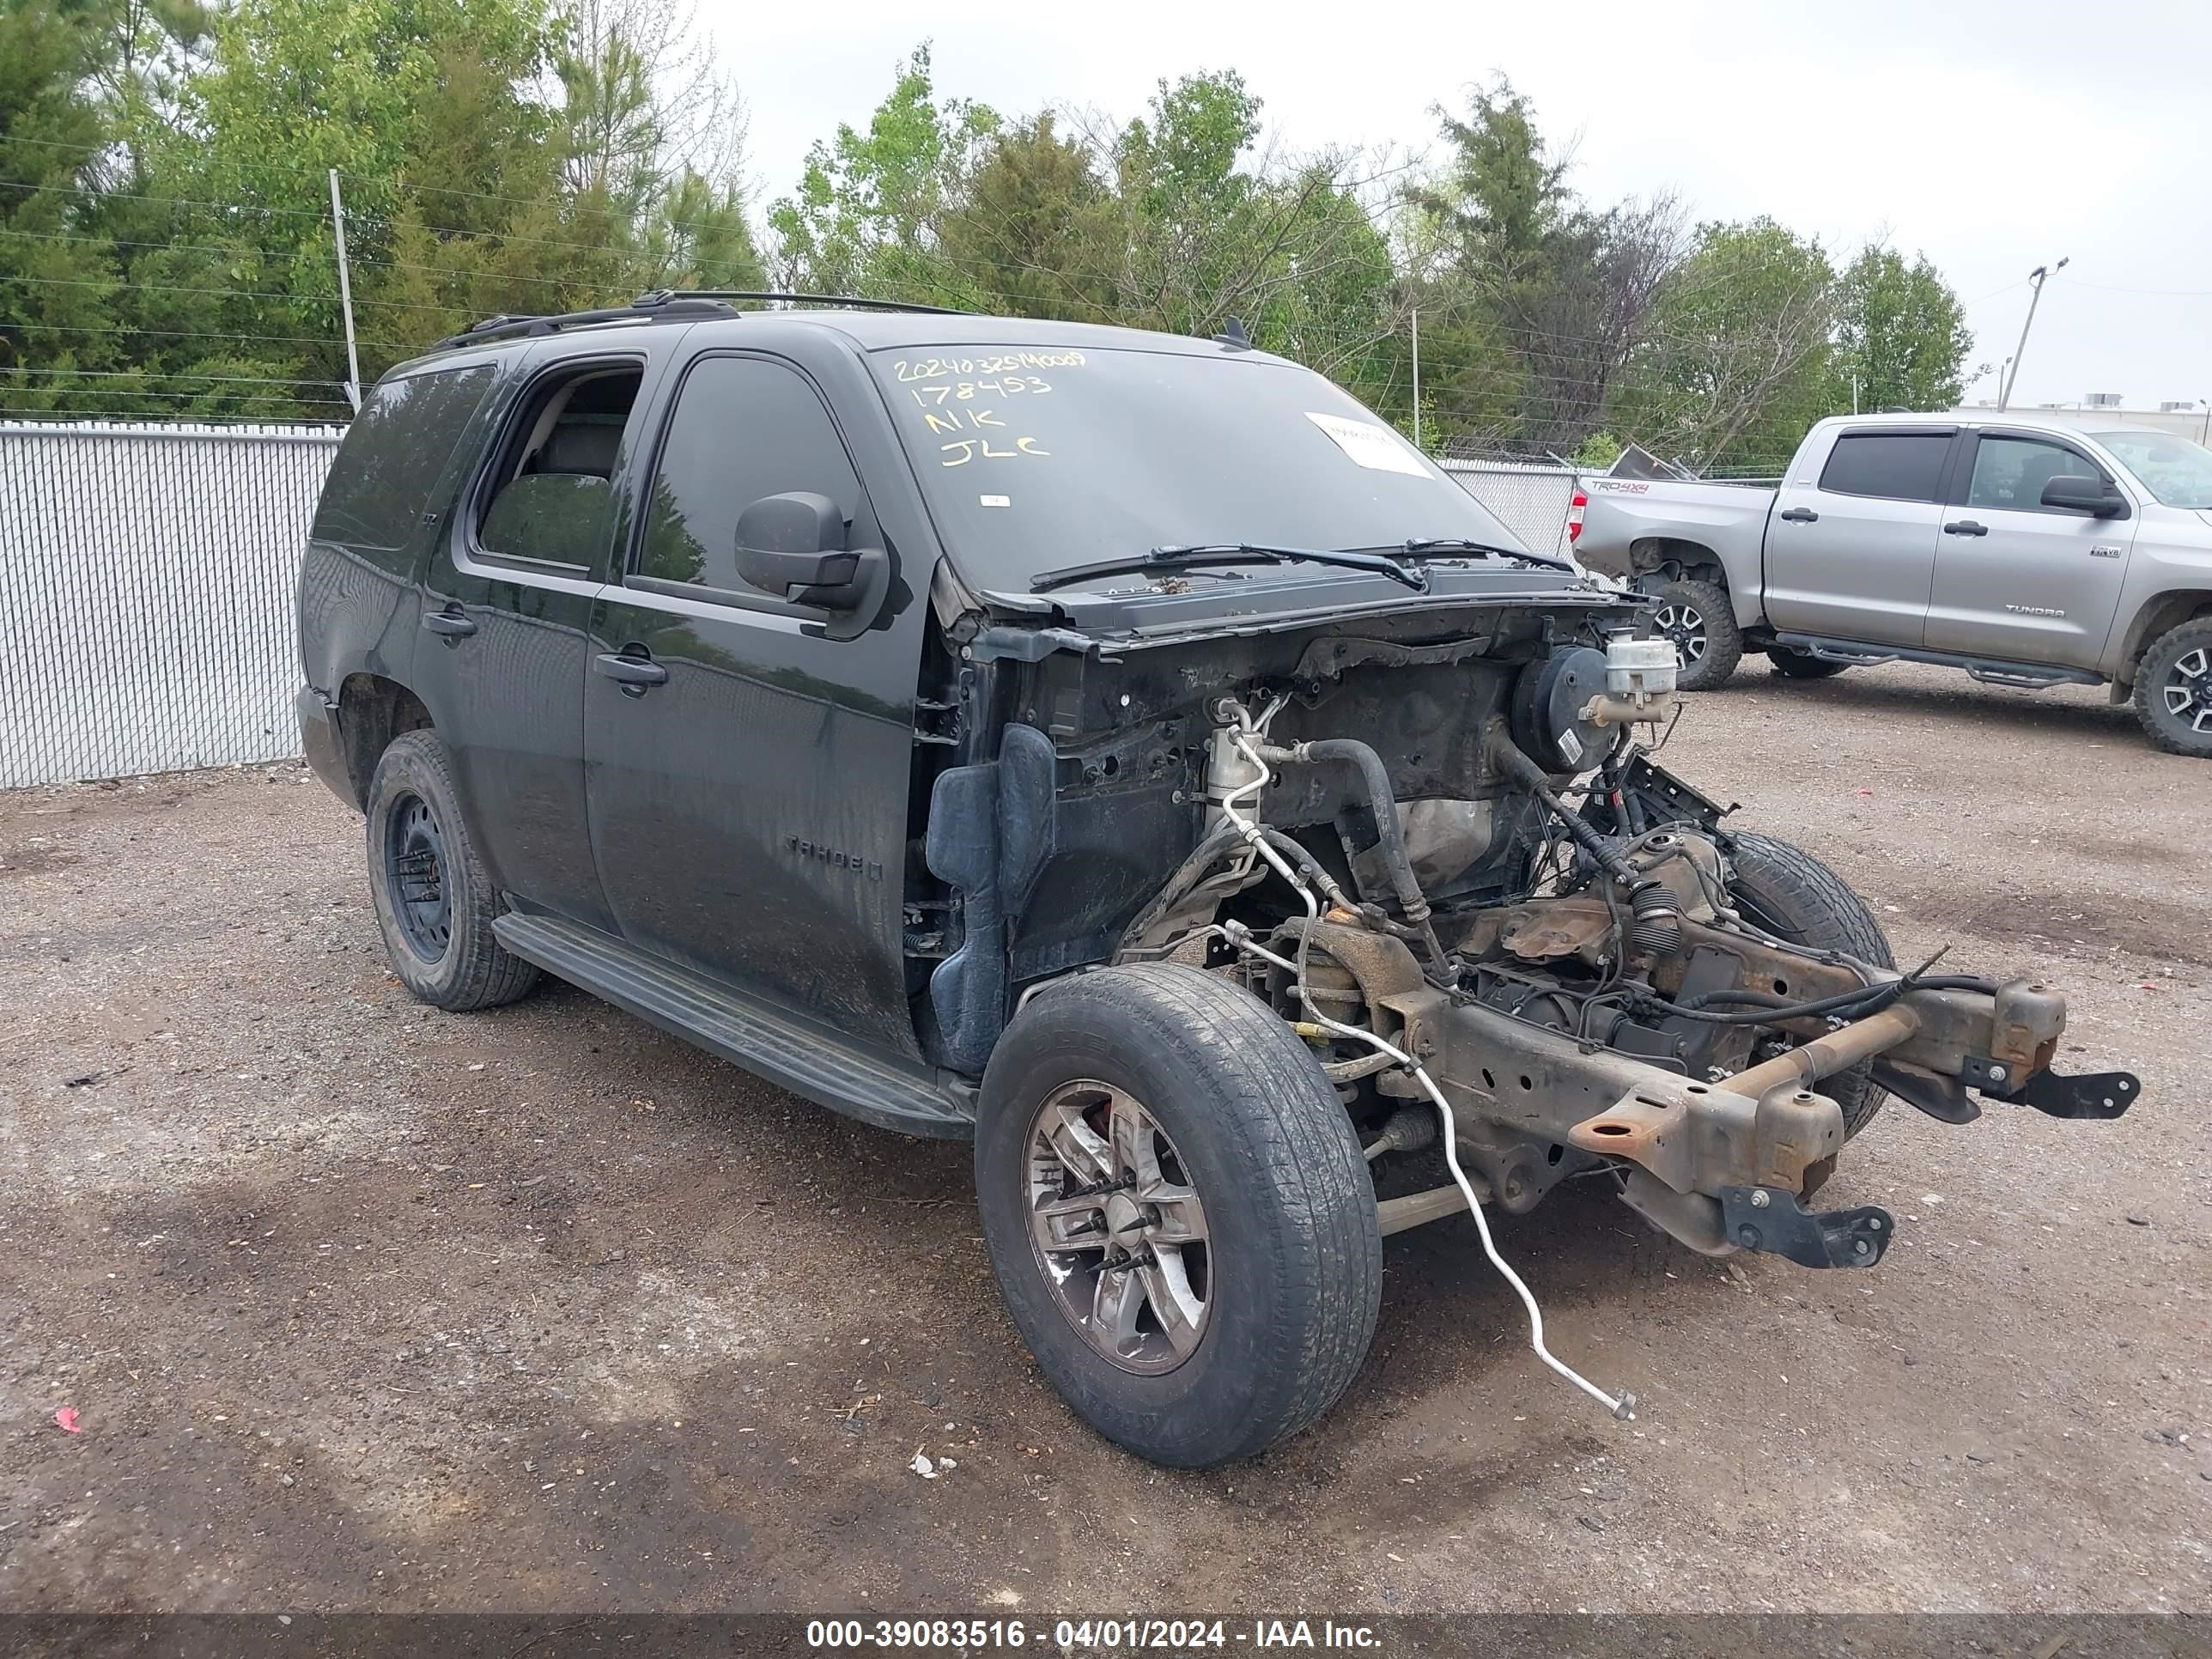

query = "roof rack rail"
[428,289,968,352]
[641,289,968,316]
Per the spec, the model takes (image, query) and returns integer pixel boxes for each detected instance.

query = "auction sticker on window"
[1304,411,1429,477]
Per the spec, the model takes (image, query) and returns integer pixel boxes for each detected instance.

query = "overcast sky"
[713,0,2212,417]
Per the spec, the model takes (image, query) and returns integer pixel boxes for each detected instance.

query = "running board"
[492,912,976,1139]
[1771,633,2102,690]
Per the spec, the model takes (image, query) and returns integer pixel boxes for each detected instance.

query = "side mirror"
[2039,474,2124,517]
[733,491,859,598]
[732,489,891,637]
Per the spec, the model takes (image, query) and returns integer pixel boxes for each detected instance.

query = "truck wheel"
[1768,645,1850,681]
[2134,618,2212,758]
[1644,577,1742,690]
[975,963,1382,1468]
[1725,833,1895,1139]
[364,730,542,1012]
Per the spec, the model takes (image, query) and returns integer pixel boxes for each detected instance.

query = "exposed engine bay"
[915,592,2142,1416]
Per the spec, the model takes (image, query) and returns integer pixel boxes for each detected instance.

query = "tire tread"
[366,730,541,1012]
[976,963,1381,1466]
[2132,617,2212,758]
[1726,832,1893,1138]
[1648,576,1743,690]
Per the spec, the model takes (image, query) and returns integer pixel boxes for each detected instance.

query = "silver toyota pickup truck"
[1571,410,2212,757]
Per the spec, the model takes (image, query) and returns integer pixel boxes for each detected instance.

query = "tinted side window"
[637,357,866,594]
[1817,432,1951,502]
[312,366,492,550]
[1966,435,2100,513]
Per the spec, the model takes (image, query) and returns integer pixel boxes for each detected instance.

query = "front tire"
[365,729,542,1012]
[1725,833,1894,1139]
[1643,577,1742,690]
[975,963,1382,1468]
[2134,618,2212,758]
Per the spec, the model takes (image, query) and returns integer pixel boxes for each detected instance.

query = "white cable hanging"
[1209,708,1635,1421]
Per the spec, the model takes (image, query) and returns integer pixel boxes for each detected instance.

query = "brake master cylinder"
[1605,634,1680,712]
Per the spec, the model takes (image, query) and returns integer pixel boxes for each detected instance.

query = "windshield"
[866,344,1528,590]
[2091,428,2212,508]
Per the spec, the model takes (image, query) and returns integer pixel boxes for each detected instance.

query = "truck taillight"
[1567,489,1587,543]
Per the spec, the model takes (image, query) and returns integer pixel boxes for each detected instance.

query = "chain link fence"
[0,422,345,789]
[0,422,1583,791]
[1440,459,1580,556]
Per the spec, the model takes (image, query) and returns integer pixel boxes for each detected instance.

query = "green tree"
[775,53,1399,395]
[91,0,761,412]
[1635,216,1835,471]
[1407,76,1679,455]
[1832,244,1970,414]
[1085,72,1402,399]
[936,112,1118,319]
[0,0,130,414]
[768,43,997,301]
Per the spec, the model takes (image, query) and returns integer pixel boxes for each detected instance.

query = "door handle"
[1778,507,1819,523]
[594,650,669,689]
[1943,519,1990,537]
[422,606,477,639]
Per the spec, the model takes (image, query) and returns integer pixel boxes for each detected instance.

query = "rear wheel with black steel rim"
[1641,576,1742,690]
[2134,618,2212,759]
[975,963,1382,1468]
[364,729,541,1012]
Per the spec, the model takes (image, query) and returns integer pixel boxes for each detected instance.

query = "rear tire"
[365,730,542,1012]
[1768,645,1851,681]
[1724,833,1895,1139]
[975,963,1382,1468]
[1643,577,1742,690]
[2133,618,2212,758]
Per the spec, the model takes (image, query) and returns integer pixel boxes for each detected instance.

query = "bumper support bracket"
[1717,1185,1894,1270]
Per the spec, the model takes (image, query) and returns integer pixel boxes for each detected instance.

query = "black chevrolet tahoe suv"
[297,294,2139,1468]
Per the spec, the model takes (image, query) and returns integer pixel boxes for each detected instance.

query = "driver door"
[581,350,925,1058]
[1923,429,2136,670]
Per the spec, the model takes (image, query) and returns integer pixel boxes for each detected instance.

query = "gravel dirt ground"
[3,659,2207,1616]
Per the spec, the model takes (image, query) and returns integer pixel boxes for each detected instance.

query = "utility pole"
[1996,257,2069,412]
[2200,397,2209,447]
[329,169,362,415]
[1851,373,1859,416]
[1410,307,1422,450]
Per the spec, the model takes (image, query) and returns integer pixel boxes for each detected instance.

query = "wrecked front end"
[913,566,2141,1345]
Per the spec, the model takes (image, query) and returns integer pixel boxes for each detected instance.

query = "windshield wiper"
[1398,535,1579,574]
[1031,542,1429,594]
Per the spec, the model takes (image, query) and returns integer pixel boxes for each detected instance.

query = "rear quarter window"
[312,365,495,550]
[1817,431,1952,502]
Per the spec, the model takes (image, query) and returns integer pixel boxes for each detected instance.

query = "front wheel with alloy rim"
[975,963,1382,1468]
[2134,617,2212,758]
[1641,576,1743,690]
[365,729,542,1012]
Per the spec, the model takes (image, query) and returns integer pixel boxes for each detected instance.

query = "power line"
[2,318,414,351]
[0,366,344,387]
[0,173,775,267]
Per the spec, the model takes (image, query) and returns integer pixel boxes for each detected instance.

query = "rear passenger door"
[580,350,926,1058]
[1762,426,1959,647]
[1923,429,2136,671]
[413,344,675,933]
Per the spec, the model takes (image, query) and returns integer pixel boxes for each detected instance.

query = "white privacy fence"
[1440,459,1580,556]
[0,422,346,788]
[0,422,1584,789]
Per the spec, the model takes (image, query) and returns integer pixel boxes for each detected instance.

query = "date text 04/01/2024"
[805,1618,1382,1650]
